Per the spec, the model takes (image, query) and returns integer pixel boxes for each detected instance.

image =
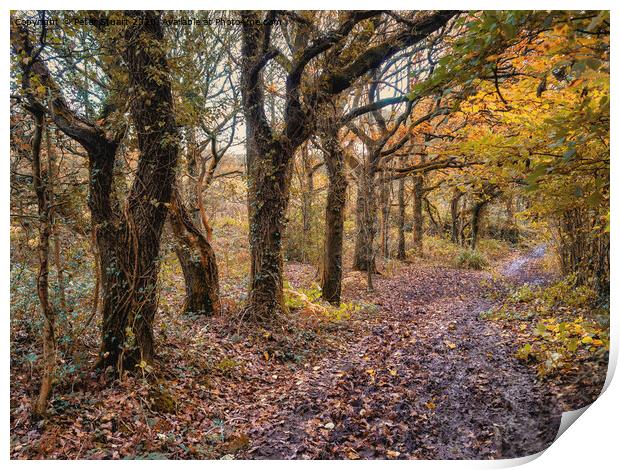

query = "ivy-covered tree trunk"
[396,175,406,260]
[450,188,463,245]
[97,12,179,370]
[412,173,424,253]
[352,166,377,273]
[169,189,221,316]
[321,135,347,305]
[246,141,293,321]
[31,111,56,417]
[240,15,296,322]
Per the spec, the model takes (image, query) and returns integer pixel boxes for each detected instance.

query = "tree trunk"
[246,142,293,321]
[425,197,442,235]
[320,135,347,305]
[31,112,56,418]
[82,228,101,338]
[97,12,179,371]
[169,190,221,316]
[353,178,366,270]
[379,171,391,259]
[412,172,424,253]
[396,174,406,260]
[300,143,314,263]
[240,16,299,323]
[450,188,463,244]
[45,127,67,314]
[470,201,486,250]
[352,165,377,273]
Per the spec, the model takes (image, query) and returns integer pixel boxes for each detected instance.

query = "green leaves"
[525,163,549,191]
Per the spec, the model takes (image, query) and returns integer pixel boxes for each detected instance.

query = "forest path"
[239,248,562,459]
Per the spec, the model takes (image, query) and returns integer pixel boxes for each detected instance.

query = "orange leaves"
[425,400,436,410]
[414,120,434,135]
[265,82,279,94]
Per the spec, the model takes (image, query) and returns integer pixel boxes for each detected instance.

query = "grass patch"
[455,249,489,270]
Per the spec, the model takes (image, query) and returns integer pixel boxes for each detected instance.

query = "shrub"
[509,284,538,303]
[283,282,368,323]
[283,283,322,310]
[541,274,597,309]
[455,249,489,270]
[482,275,609,377]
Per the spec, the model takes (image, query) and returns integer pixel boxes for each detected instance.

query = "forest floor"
[233,247,562,459]
[11,246,606,460]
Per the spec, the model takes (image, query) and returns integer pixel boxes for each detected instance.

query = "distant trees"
[240,11,457,315]
[348,81,414,280]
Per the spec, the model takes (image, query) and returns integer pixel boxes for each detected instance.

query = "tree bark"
[245,142,293,321]
[30,111,56,418]
[450,188,463,245]
[352,165,377,273]
[396,175,406,260]
[412,172,424,253]
[169,189,221,316]
[320,133,347,305]
[470,201,486,250]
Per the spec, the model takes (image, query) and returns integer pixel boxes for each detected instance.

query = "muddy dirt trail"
[237,248,562,459]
